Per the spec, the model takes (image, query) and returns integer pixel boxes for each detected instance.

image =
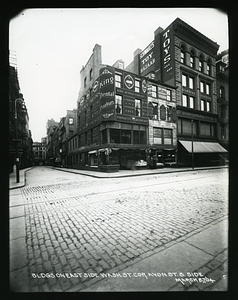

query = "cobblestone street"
[10,167,228,292]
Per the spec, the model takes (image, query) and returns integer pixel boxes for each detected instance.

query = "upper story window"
[151,85,157,98]
[90,69,93,80]
[180,44,186,64]
[135,80,140,93]
[198,54,204,72]
[152,102,158,120]
[200,81,211,95]
[166,89,172,101]
[115,74,122,88]
[115,95,122,114]
[84,77,87,88]
[206,58,212,75]
[190,49,196,68]
[69,117,74,125]
[219,86,225,98]
[182,74,195,89]
[135,99,142,117]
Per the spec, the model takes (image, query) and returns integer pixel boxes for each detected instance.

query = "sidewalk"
[80,217,228,292]
[48,165,228,179]
[9,167,32,190]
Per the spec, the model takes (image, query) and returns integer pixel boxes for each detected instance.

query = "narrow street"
[10,167,228,292]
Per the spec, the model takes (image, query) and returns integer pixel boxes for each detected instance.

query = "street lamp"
[191,119,194,170]
[14,97,25,183]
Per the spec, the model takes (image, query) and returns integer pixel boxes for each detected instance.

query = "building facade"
[9,62,33,173]
[216,50,229,152]
[75,43,177,170]
[32,139,46,166]
[125,17,228,167]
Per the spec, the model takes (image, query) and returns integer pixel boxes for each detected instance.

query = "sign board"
[161,25,175,86]
[139,41,155,75]
[99,66,115,121]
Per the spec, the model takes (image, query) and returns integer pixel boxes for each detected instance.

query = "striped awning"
[179,140,228,153]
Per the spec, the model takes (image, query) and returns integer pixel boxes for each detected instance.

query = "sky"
[9,8,228,142]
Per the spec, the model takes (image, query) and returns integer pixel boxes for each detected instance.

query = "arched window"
[206,58,212,75]
[219,86,225,98]
[190,49,196,68]
[180,44,186,64]
[198,54,204,72]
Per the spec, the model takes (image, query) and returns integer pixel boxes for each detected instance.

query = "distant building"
[32,140,46,166]
[216,50,229,152]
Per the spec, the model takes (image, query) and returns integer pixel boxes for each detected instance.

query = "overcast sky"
[9,8,228,142]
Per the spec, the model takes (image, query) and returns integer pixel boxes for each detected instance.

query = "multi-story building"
[46,118,58,165]
[9,58,33,173]
[125,17,228,166]
[76,44,177,171]
[32,139,46,165]
[216,50,229,153]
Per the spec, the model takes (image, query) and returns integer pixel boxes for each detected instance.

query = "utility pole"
[191,119,194,170]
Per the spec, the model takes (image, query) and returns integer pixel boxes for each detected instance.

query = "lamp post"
[14,97,24,183]
[191,119,194,170]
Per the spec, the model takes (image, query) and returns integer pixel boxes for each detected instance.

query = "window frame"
[115,94,123,114]
[115,74,122,88]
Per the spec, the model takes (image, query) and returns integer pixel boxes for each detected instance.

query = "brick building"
[125,17,228,167]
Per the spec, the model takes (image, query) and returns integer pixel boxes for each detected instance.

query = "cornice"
[173,18,219,56]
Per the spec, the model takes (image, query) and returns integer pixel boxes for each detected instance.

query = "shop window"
[101,129,107,144]
[135,99,141,116]
[110,128,121,144]
[115,74,122,88]
[153,128,162,144]
[115,95,122,113]
[133,130,146,144]
[164,129,172,145]
[121,129,131,144]
[200,122,214,136]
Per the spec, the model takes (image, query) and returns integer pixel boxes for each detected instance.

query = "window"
[167,106,172,121]
[121,130,131,144]
[153,128,162,144]
[166,89,172,101]
[135,99,141,116]
[182,74,195,89]
[200,122,215,137]
[133,130,146,144]
[199,54,204,72]
[200,81,211,95]
[69,117,74,125]
[182,94,195,108]
[84,77,87,88]
[151,85,157,98]
[90,69,93,80]
[115,74,122,88]
[153,128,172,145]
[190,50,195,68]
[219,86,225,98]
[152,102,158,120]
[181,45,186,64]
[206,60,211,75]
[115,95,122,114]
[90,105,93,119]
[135,80,140,93]
[201,100,211,112]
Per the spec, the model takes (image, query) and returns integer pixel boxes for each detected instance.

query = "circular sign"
[124,74,134,89]
[92,80,99,93]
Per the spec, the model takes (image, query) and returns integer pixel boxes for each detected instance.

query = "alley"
[10,167,228,292]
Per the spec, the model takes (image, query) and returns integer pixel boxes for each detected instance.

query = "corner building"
[126,17,227,166]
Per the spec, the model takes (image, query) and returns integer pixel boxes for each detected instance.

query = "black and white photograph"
[9,7,229,292]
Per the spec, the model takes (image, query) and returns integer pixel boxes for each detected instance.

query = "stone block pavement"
[9,166,229,292]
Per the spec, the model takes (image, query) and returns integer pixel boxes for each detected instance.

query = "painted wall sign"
[99,66,115,121]
[161,25,175,85]
[140,41,155,75]
[124,74,134,89]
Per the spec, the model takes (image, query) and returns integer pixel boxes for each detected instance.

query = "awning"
[179,140,228,153]
[88,150,97,154]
